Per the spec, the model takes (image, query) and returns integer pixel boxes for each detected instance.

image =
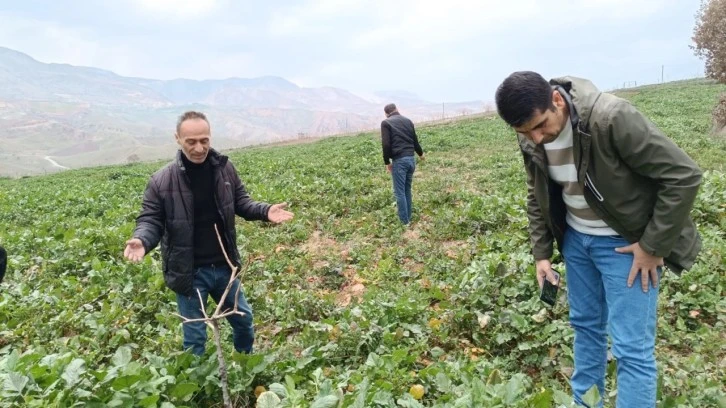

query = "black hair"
[495,71,554,127]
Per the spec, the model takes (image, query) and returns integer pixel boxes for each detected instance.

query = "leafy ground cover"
[0,79,724,407]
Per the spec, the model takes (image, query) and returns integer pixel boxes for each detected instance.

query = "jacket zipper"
[212,168,236,265]
[584,172,605,202]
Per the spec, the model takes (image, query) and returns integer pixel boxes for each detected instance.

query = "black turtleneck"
[181,154,228,267]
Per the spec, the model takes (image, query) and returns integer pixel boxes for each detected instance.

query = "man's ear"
[552,90,565,110]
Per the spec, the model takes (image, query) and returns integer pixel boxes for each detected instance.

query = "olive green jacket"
[518,77,702,273]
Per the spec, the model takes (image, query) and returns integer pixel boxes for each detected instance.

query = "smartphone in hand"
[540,269,560,306]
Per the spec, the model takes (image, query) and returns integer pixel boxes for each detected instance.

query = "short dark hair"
[384,103,397,115]
[176,111,209,134]
[495,71,554,127]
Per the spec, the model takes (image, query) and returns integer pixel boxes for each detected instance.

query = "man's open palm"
[124,238,146,263]
[268,203,294,223]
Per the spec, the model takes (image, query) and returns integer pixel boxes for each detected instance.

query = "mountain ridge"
[0,46,485,176]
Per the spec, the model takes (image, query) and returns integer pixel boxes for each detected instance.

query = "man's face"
[514,91,568,145]
[176,118,211,164]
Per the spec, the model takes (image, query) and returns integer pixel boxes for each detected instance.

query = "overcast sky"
[0,0,706,103]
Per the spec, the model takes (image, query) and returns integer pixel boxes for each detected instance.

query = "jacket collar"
[549,76,603,128]
[554,85,580,130]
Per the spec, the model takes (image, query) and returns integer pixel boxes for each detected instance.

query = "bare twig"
[210,320,229,406]
[171,224,253,408]
[197,289,209,319]
[213,224,240,317]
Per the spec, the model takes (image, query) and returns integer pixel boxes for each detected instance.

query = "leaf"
[552,389,574,406]
[435,372,452,393]
[582,385,602,407]
[138,394,160,408]
[284,374,296,391]
[471,378,486,399]
[4,350,20,371]
[365,352,381,367]
[170,382,199,401]
[495,332,514,344]
[334,387,345,408]
[504,375,524,404]
[486,369,502,385]
[517,342,534,351]
[510,313,528,330]
[430,347,445,359]
[351,378,370,408]
[4,372,29,394]
[112,346,132,367]
[111,374,142,391]
[246,353,267,374]
[310,395,339,408]
[160,403,176,408]
[256,391,282,408]
[453,394,473,408]
[149,375,176,387]
[395,394,425,408]
[61,358,86,387]
[311,367,324,383]
[269,382,287,398]
[73,388,93,398]
[529,389,553,408]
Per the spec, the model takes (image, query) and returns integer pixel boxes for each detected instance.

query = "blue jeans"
[176,265,254,355]
[563,228,659,408]
[392,155,416,225]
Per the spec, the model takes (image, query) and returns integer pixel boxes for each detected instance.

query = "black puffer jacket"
[381,112,424,165]
[133,149,270,296]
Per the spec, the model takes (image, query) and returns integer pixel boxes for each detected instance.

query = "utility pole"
[661,65,664,83]
[442,102,445,120]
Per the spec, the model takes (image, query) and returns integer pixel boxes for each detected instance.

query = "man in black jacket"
[0,245,7,284]
[124,111,293,355]
[380,103,425,225]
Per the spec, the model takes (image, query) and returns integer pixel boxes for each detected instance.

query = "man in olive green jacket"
[495,71,701,407]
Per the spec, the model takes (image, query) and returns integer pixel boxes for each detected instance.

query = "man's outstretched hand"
[268,203,294,223]
[124,238,146,263]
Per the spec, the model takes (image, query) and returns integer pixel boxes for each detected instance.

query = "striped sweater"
[544,122,617,236]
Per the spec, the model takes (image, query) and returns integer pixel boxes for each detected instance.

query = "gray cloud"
[0,0,705,102]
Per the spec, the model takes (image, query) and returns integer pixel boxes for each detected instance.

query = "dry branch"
[173,223,251,408]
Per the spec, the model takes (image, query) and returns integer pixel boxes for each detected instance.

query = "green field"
[0,79,724,407]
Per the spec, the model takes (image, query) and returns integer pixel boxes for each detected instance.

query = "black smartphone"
[539,269,560,306]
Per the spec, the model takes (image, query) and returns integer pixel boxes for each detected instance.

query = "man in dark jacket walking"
[381,103,425,225]
[0,245,6,284]
[124,111,293,355]
[495,72,701,407]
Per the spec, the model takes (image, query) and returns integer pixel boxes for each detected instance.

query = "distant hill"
[0,46,484,176]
